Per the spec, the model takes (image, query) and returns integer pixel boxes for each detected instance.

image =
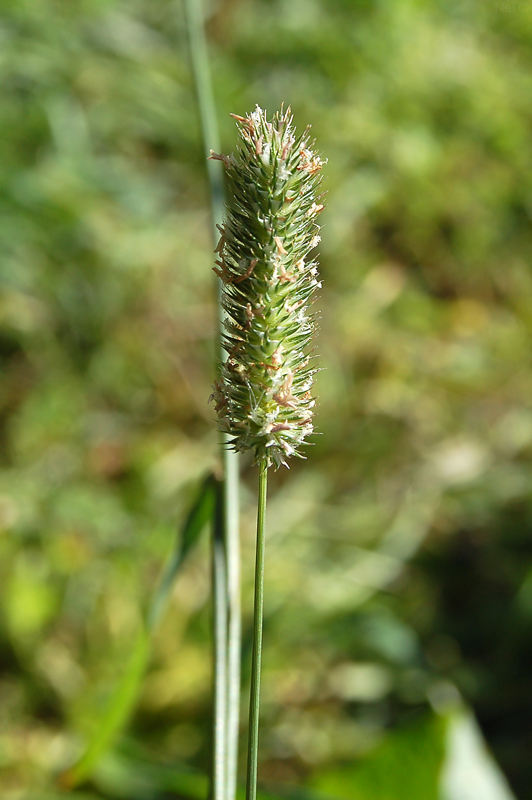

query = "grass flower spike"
[210,105,325,468]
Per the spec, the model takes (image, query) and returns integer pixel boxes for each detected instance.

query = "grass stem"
[245,460,269,800]
[183,2,241,798]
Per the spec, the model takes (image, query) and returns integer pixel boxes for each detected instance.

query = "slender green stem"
[246,460,269,800]
[183,2,241,799]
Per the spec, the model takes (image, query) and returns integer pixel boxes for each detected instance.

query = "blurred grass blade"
[61,475,216,789]
[61,629,151,790]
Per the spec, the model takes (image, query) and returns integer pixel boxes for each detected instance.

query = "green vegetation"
[1,1,532,798]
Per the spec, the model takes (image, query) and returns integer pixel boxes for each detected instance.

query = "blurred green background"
[2,0,532,798]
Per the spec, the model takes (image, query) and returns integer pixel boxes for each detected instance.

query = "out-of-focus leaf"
[441,711,517,800]
[5,556,58,641]
[309,708,518,800]
[309,713,446,800]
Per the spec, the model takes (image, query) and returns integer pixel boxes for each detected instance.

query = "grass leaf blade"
[61,474,216,789]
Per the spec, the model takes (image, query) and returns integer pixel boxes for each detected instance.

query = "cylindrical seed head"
[210,105,325,468]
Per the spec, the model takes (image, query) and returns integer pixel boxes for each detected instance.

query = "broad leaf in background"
[309,708,517,800]
[441,711,517,800]
[309,712,445,800]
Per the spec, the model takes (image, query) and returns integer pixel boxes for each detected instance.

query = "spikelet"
[210,105,325,468]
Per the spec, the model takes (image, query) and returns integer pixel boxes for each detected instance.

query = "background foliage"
[1,0,532,798]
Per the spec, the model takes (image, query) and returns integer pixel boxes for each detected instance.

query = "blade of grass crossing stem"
[61,475,216,789]
[148,474,216,629]
[184,1,241,799]
[246,462,268,800]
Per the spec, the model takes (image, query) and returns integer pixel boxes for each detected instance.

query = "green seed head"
[210,105,325,468]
